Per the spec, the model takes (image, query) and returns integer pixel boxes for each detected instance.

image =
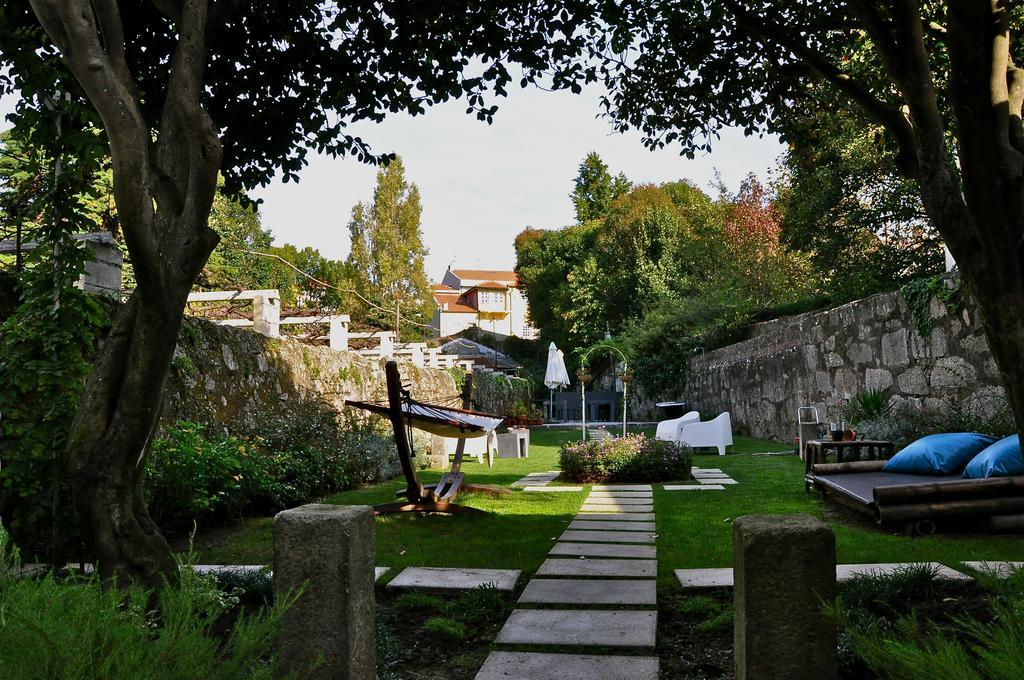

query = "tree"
[592,1,1024,441]
[346,156,431,332]
[570,151,631,222]
[0,0,594,586]
[776,94,942,303]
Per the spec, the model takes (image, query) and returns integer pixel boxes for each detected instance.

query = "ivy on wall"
[899,273,963,338]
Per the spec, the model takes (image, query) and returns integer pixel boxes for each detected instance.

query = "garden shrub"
[0,525,298,680]
[146,413,396,534]
[559,433,692,483]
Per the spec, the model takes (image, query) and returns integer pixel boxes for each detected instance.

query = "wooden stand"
[373,361,500,516]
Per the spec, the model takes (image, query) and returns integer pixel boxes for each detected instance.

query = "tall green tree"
[588,0,1024,446]
[347,157,431,331]
[0,0,595,586]
[570,151,631,222]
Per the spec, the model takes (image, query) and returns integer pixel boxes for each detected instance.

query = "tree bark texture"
[29,0,221,586]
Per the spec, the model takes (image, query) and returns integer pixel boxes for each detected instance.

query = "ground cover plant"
[0,527,295,680]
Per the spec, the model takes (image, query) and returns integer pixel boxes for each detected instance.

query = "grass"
[194,427,1024,588]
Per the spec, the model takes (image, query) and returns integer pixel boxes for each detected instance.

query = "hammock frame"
[347,360,508,515]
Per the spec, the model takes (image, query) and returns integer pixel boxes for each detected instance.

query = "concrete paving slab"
[692,468,722,473]
[519,579,657,605]
[512,480,552,487]
[587,491,654,498]
[538,558,657,578]
[836,562,970,581]
[375,567,389,582]
[580,504,654,513]
[193,564,267,575]
[559,530,655,544]
[526,471,561,477]
[961,561,1024,578]
[697,478,737,485]
[523,486,584,492]
[583,496,654,505]
[386,567,520,591]
[675,568,734,588]
[568,520,656,532]
[574,512,655,521]
[495,609,657,647]
[476,651,658,680]
[591,485,653,491]
[550,542,657,559]
[663,484,725,491]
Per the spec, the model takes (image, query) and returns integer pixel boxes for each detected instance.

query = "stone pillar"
[273,504,376,680]
[411,345,425,368]
[734,514,837,680]
[378,333,394,357]
[254,294,280,338]
[329,316,349,351]
[80,234,123,297]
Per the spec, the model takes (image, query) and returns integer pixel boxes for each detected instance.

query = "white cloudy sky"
[1,83,783,279]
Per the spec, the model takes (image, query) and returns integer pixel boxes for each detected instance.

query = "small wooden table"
[804,439,896,491]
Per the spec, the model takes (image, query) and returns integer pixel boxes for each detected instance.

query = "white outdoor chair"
[679,412,734,456]
[655,410,701,443]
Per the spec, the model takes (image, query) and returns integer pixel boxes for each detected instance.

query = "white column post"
[253,293,280,338]
[329,316,350,351]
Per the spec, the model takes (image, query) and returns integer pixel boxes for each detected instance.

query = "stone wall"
[163,317,457,438]
[687,288,1005,441]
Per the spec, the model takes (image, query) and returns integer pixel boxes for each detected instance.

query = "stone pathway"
[512,471,561,488]
[663,466,738,491]
[674,561,1024,589]
[386,566,520,591]
[477,484,660,679]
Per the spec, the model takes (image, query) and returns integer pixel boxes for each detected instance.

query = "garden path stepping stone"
[475,651,658,680]
[523,486,584,492]
[663,484,725,491]
[836,562,970,581]
[692,468,722,473]
[519,578,657,605]
[550,542,657,559]
[582,496,653,505]
[386,567,520,591]
[538,558,657,578]
[568,520,656,532]
[375,567,389,581]
[962,561,1024,577]
[580,504,654,513]
[591,484,652,491]
[586,491,653,498]
[675,567,734,588]
[574,511,654,521]
[697,478,737,485]
[559,530,655,544]
[495,609,657,647]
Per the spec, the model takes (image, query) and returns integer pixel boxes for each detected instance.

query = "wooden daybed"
[809,459,1024,535]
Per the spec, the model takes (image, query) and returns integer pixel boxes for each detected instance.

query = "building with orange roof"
[430,267,539,339]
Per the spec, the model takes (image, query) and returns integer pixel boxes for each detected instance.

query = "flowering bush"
[559,434,693,483]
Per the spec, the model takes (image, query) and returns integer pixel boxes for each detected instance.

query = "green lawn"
[195,427,1024,586]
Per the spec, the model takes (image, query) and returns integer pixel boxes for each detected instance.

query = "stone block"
[897,367,929,396]
[675,567,733,588]
[273,503,376,680]
[930,356,977,390]
[579,504,654,513]
[519,579,657,605]
[568,520,656,531]
[864,368,893,392]
[559,530,655,544]
[537,558,657,578]
[550,542,657,559]
[476,652,658,680]
[881,329,909,367]
[386,567,519,591]
[733,514,837,680]
[495,609,657,648]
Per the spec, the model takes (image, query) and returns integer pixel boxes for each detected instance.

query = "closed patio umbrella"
[544,342,570,421]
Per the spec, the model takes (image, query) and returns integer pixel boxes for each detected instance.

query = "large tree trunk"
[67,289,194,586]
[28,0,221,586]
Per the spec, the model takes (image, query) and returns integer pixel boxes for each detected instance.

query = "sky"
[1,83,784,279]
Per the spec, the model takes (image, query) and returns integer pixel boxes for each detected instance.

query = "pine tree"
[570,152,631,223]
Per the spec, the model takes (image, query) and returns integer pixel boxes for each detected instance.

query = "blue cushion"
[963,436,1023,479]
[883,433,998,475]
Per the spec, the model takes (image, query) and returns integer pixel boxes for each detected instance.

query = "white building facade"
[431,268,539,339]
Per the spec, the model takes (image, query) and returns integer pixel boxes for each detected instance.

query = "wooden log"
[983,514,1024,533]
[874,476,1024,505]
[812,460,887,475]
[878,496,1024,525]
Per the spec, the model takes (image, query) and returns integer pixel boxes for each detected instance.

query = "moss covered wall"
[163,318,458,434]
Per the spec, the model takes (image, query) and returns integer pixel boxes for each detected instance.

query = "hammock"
[345,399,504,438]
